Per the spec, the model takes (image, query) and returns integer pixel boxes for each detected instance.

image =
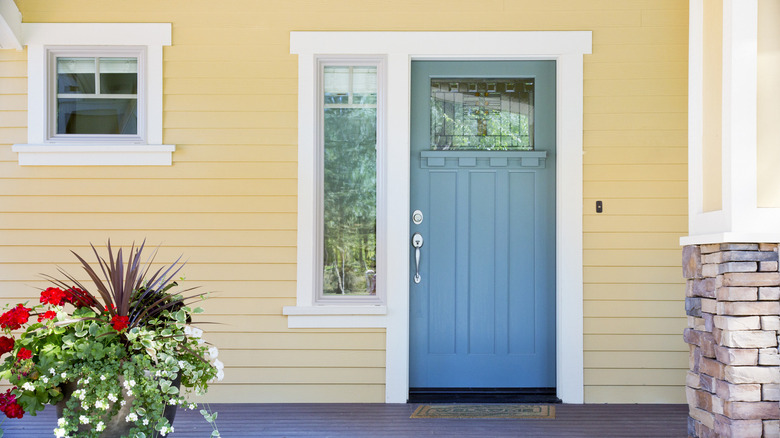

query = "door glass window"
[322,65,378,297]
[430,78,534,150]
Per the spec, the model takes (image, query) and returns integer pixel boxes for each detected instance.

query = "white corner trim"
[0,0,22,50]
[17,22,172,166]
[12,144,175,166]
[22,23,171,46]
[686,0,780,242]
[292,31,590,405]
[680,232,780,245]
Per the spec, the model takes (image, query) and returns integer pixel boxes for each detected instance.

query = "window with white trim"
[49,47,144,142]
[316,58,385,304]
[12,23,174,166]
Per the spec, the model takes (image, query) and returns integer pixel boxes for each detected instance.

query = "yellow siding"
[702,0,723,211]
[757,0,780,206]
[1,0,689,403]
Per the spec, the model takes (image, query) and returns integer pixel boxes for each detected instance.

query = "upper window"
[430,78,534,150]
[317,59,384,304]
[12,23,173,166]
[49,48,144,142]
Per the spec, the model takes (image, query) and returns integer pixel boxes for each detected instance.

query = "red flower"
[37,311,57,322]
[111,315,129,332]
[0,305,31,330]
[39,287,66,306]
[16,348,31,360]
[0,389,23,419]
[3,402,24,419]
[0,336,13,355]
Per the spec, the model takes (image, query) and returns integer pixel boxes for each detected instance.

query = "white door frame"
[290,31,592,404]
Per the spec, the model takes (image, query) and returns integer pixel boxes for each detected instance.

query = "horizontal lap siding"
[2,0,688,403]
[582,2,688,403]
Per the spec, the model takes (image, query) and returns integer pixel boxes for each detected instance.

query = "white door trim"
[291,31,591,404]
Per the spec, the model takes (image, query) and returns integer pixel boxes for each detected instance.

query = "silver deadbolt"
[412,210,424,225]
[412,233,423,284]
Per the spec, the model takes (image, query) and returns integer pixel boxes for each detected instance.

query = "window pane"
[430,78,534,150]
[99,58,138,94]
[57,58,96,94]
[322,66,377,297]
[324,66,350,104]
[57,98,137,134]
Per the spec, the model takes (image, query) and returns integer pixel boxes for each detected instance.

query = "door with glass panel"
[409,61,556,391]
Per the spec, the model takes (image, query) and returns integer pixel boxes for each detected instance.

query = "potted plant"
[0,241,223,437]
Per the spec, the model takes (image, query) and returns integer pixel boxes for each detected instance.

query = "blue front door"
[409,61,556,389]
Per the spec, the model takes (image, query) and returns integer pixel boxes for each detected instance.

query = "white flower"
[49,368,56,376]
[185,326,203,338]
[214,369,225,382]
[100,375,106,381]
[53,427,66,438]
[143,418,149,426]
[57,418,66,427]
[155,370,161,377]
[21,382,35,391]
[123,379,136,390]
[96,421,105,432]
[60,372,67,379]
[107,393,118,403]
[125,412,138,422]
[188,403,197,410]
[120,400,126,407]
[79,415,89,424]
[207,346,219,359]
[167,398,178,405]
[41,376,48,384]
[95,400,109,410]
[213,359,224,370]
[81,377,90,385]
[81,401,89,409]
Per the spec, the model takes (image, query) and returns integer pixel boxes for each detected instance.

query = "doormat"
[411,404,555,419]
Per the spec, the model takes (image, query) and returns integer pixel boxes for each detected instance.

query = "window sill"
[283,305,387,328]
[12,144,175,166]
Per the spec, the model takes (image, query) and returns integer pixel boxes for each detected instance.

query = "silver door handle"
[412,233,424,284]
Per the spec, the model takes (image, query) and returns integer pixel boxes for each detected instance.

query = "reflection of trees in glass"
[429,79,533,150]
[323,107,377,295]
[431,97,531,150]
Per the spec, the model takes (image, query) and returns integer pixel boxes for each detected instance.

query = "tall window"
[320,63,380,300]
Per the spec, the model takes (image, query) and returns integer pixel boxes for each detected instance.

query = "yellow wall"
[1,0,689,403]
[757,0,780,207]
[701,0,723,212]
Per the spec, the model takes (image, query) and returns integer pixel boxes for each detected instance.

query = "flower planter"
[0,241,223,437]
[56,376,180,437]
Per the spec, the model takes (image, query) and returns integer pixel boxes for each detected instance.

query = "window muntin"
[320,64,379,300]
[430,78,534,150]
[48,48,144,142]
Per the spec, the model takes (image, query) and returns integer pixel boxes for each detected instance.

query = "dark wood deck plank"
[1,403,688,437]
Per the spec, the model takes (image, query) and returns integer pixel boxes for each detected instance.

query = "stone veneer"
[684,243,780,438]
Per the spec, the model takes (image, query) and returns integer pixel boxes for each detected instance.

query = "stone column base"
[683,243,780,438]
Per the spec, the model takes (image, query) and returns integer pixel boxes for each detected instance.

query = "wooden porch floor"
[2,403,688,437]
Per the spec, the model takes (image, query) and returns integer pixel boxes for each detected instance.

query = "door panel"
[409,61,556,389]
